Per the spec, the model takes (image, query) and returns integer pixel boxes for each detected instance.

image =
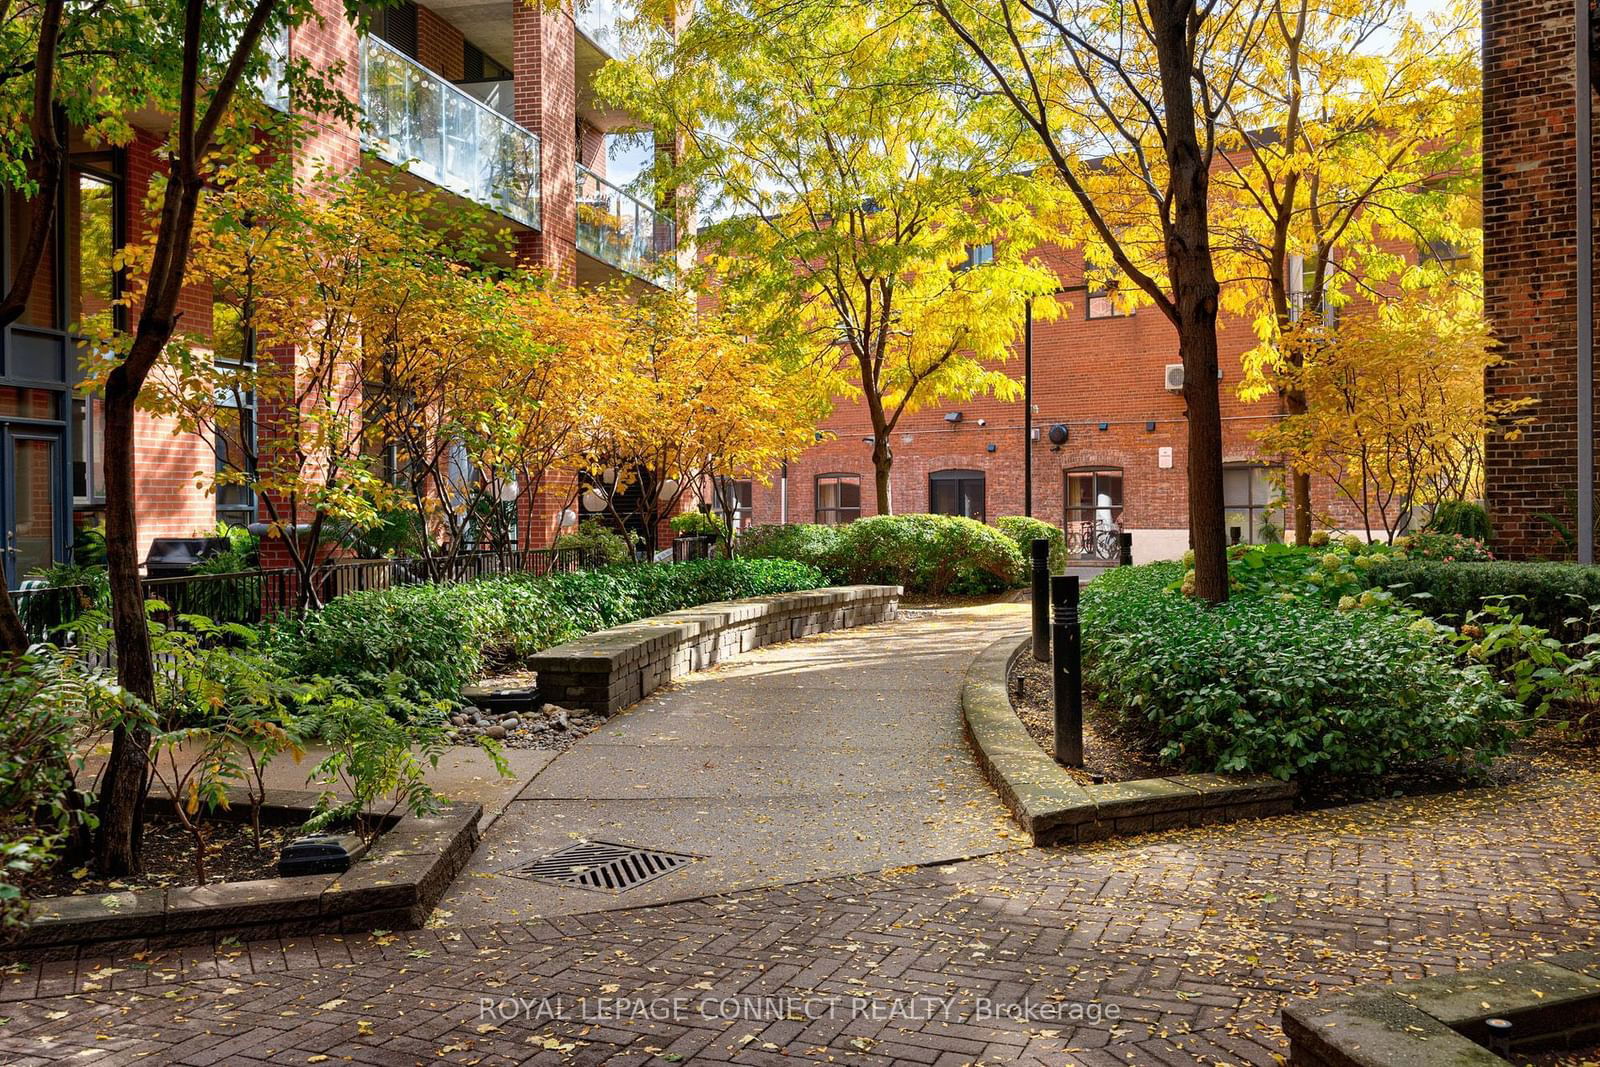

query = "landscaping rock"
[484,725,508,740]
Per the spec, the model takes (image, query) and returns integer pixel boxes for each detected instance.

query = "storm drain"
[505,840,696,892]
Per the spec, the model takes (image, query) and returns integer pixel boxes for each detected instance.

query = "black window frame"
[814,472,861,525]
[1086,289,1131,320]
[928,468,986,522]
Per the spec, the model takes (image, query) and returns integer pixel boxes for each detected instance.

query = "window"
[1224,465,1281,545]
[376,1,418,57]
[1086,289,1131,319]
[1064,469,1123,530]
[1421,238,1470,274]
[213,295,257,527]
[71,396,105,506]
[214,403,256,528]
[815,473,861,525]
[68,171,117,337]
[717,478,754,531]
[957,243,994,271]
[929,469,985,521]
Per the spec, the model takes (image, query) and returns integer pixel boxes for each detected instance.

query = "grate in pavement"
[504,840,696,892]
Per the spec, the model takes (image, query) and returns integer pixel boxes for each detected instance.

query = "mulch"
[23,818,300,898]
[1007,649,1166,785]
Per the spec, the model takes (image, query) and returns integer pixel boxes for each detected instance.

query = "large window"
[929,469,985,521]
[1064,469,1123,559]
[1224,465,1281,545]
[68,171,117,337]
[815,473,861,525]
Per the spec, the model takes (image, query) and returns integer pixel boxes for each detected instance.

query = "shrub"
[276,557,827,701]
[994,516,1068,574]
[554,519,637,566]
[829,514,1024,594]
[0,649,119,926]
[1082,563,1523,782]
[736,523,845,579]
[669,511,727,538]
[1403,530,1495,562]
[1364,559,1600,637]
[1427,500,1493,542]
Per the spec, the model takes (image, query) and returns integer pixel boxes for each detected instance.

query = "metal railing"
[10,547,591,645]
[360,34,542,229]
[575,163,676,284]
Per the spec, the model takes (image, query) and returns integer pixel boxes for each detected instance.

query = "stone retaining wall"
[529,585,902,716]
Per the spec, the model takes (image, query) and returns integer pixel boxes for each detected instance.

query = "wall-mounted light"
[976,418,987,427]
[944,411,963,425]
[1048,423,1069,450]
[986,443,997,453]
[1146,420,1157,432]
[1098,421,1109,431]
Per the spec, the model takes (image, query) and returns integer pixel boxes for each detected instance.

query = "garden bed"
[5,789,480,960]
[22,819,297,898]
[1006,651,1167,785]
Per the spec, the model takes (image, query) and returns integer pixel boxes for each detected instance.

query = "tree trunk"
[1286,386,1312,545]
[94,370,156,875]
[871,441,893,515]
[1152,0,1227,603]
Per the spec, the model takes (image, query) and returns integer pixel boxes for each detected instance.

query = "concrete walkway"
[443,602,1031,923]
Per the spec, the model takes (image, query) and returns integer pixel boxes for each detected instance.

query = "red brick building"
[0,0,677,586]
[1482,0,1599,559]
[737,241,1367,565]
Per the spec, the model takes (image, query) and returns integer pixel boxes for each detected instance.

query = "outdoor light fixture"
[600,467,619,487]
[559,509,578,528]
[945,411,963,424]
[976,418,987,427]
[658,478,680,498]
[1048,423,1069,449]
[1146,420,1157,432]
[1098,421,1109,431]
[986,443,997,453]
[581,488,608,512]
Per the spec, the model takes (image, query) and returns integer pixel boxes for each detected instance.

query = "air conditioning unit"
[1163,363,1223,391]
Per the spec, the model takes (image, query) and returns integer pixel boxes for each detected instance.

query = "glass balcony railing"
[575,163,676,284]
[574,0,632,59]
[359,35,541,230]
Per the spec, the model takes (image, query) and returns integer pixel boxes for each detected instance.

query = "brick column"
[513,2,577,281]
[1484,0,1600,559]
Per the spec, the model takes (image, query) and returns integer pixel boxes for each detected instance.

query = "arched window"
[1064,469,1123,560]
[929,469,986,521]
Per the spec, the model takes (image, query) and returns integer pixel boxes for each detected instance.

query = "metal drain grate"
[506,840,696,892]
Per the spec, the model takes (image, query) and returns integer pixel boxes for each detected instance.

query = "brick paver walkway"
[4,760,1598,1065]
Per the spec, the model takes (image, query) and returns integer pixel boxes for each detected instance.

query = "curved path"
[444,601,1032,924]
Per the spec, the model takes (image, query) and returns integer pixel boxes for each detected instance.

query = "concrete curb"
[961,630,1297,846]
[1282,953,1600,1065]
[5,793,482,961]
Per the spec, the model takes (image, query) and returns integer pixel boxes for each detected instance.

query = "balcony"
[574,0,632,60]
[359,34,541,230]
[576,163,676,285]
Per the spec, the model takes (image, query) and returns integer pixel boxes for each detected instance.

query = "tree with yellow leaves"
[1210,0,1483,543]
[599,1,1060,515]
[580,290,826,556]
[1255,296,1532,543]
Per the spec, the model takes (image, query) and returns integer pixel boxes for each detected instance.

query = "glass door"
[3,429,63,588]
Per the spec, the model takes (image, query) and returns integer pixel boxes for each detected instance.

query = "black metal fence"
[11,547,590,645]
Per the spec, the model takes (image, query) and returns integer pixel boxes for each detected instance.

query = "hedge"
[274,557,826,702]
[994,515,1068,574]
[738,514,1023,594]
[1082,563,1521,782]
[1364,559,1600,638]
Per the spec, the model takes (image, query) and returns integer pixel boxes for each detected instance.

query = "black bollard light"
[1051,574,1084,768]
[1118,531,1133,567]
[1031,538,1051,661]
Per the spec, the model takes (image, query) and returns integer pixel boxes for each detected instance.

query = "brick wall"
[750,246,1373,561]
[513,3,577,280]
[416,4,465,81]
[1483,0,1600,558]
